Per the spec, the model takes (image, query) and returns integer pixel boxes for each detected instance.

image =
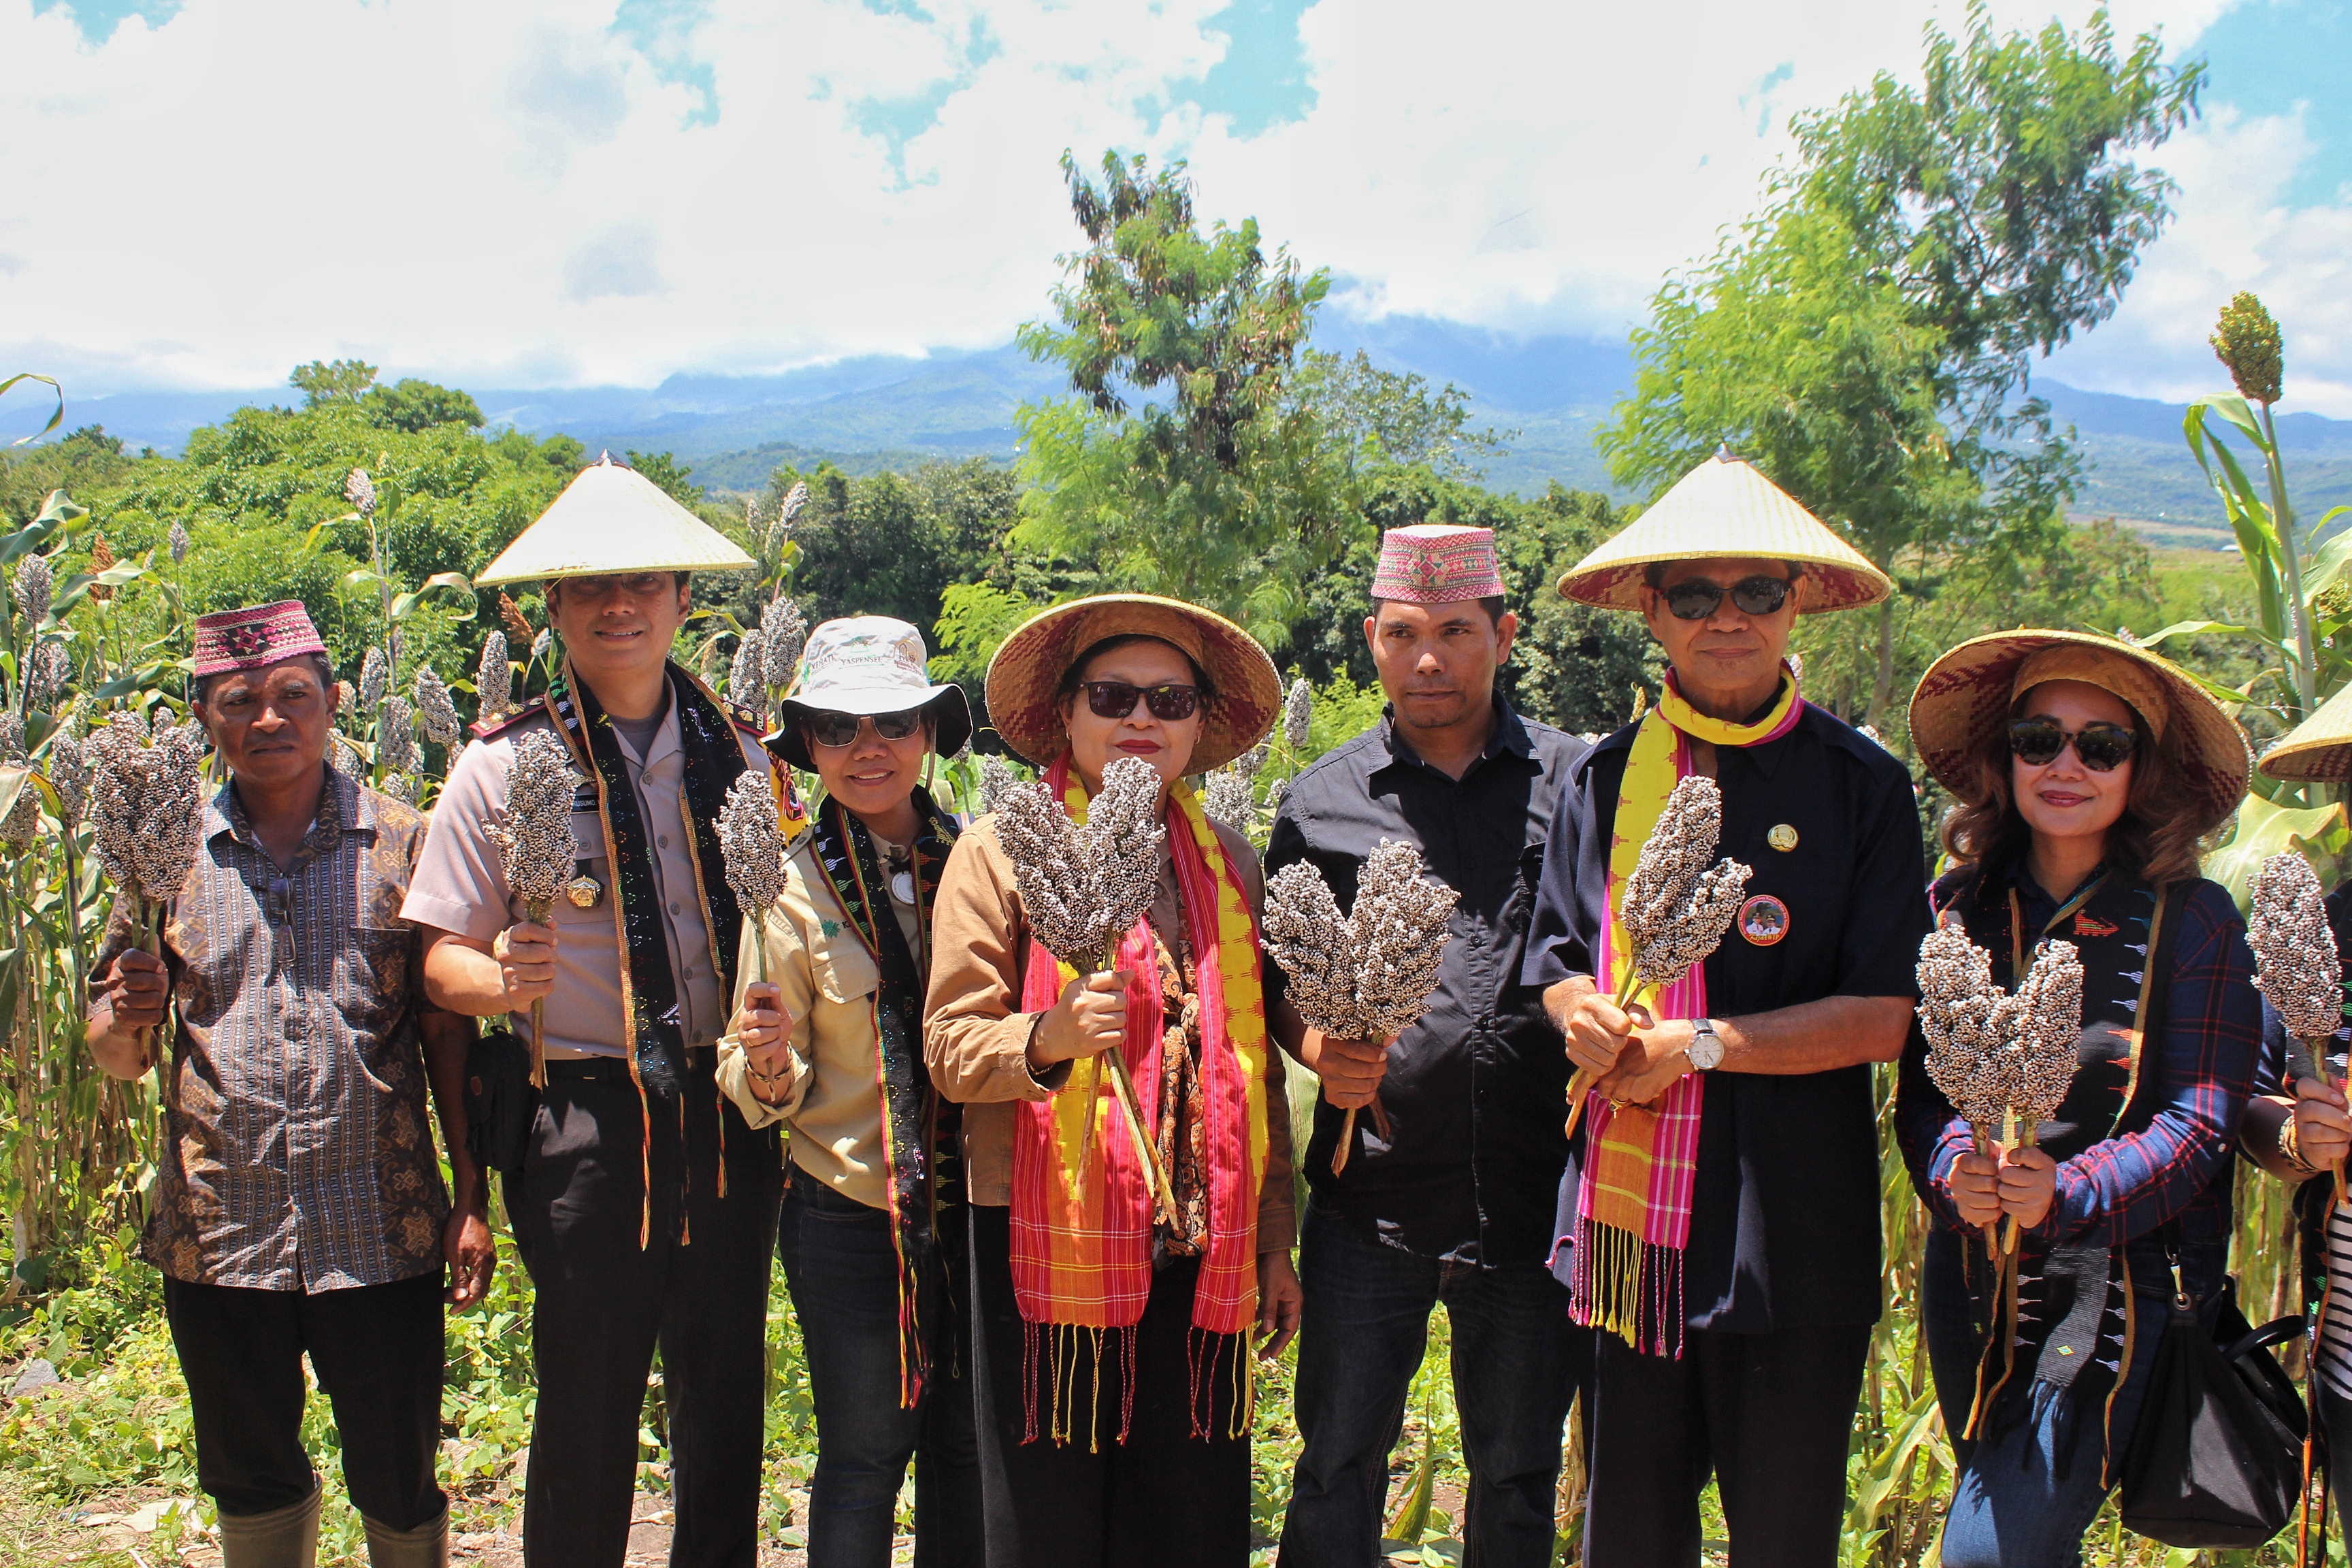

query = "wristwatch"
[1686,1019,1725,1073]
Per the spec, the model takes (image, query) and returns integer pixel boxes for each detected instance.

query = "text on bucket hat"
[191,600,328,679]
[1370,524,1505,604]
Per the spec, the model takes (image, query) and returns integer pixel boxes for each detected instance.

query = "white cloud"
[2042,102,2352,416]
[0,0,2263,396]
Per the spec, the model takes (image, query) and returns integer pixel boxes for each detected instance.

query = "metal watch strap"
[1687,1018,1725,1071]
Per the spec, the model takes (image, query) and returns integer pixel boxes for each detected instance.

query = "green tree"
[1289,350,1512,480]
[1011,150,1351,643]
[1603,2,2201,723]
[626,449,703,507]
[289,358,380,407]
[366,379,486,434]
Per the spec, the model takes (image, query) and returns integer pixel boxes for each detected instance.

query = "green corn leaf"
[2204,791,2350,913]
[0,372,64,446]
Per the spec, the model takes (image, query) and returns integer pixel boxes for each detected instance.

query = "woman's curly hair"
[1939,685,2210,887]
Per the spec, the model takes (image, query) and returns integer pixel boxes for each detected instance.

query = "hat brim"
[1556,553,1891,613]
[765,685,973,773]
[2258,679,2352,783]
[983,595,1280,774]
[1908,630,2253,838]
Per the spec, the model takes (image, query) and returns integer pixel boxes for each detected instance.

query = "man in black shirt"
[1524,453,1929,1567]
[1271,525,1587,1568]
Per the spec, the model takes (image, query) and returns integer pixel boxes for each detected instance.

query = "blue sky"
[4,0,2349,414]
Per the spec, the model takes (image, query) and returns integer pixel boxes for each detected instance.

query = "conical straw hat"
[1556,451,1893,612]
[2259,680,2352,783]
[476,453,755,585]
[1909,629,2252,837]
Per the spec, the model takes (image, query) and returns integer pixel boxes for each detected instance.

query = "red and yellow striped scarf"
[1568,666,1802,1358]
[1009,754,1271,1443]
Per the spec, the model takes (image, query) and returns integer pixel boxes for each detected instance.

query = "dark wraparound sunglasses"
[1661,574,1795,621]
[804,708,926,749]
[1079,681,1203,722]
[2008,718,2140,772]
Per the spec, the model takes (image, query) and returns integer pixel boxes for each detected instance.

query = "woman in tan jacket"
[717,617,980,1568]
[924,595,1300,1568]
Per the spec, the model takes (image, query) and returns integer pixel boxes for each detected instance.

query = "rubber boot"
[215,1484,321,1568]
[362,1505,449,1568]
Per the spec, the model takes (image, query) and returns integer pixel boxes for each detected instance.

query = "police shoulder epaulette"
[468,707,540,741]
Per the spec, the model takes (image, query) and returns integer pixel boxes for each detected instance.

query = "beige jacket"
[714,836,921,1211]
[924,814,1295,1254]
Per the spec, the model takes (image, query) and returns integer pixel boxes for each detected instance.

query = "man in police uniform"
[404,455,783,1568]
[1523,453,1931,1567]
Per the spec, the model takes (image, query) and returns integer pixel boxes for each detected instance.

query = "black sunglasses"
[2008,718,2140,772]
[803,708,926,749]
[1079,681,1203,722]
[1661,574,1796,621]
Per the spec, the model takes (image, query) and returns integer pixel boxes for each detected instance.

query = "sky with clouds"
[3,0,2348,413]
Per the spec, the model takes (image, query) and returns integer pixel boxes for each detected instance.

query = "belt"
[542,1050,710,1083]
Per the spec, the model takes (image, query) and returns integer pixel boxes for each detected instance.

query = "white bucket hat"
[768,616,973,770]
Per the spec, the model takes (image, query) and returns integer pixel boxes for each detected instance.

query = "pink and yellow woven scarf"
[1008,755,1271,1443]
[1567,666,1802,1358]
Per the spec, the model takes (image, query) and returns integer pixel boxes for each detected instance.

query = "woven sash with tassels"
[1007,754,1270,1447]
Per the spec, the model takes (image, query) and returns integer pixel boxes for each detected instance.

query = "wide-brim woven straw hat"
[477,453,756,585]
[1556,451,1893,612]
[2257,681,2352,783]
[985,595,1280,774]
[1910,629,2252,836]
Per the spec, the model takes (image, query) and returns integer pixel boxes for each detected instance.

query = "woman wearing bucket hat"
[1895,630,2260,1567]
[713,617,978,1568]
[923,594,1298,1567]
[1525,451,1929,1567]
[2234,684,2352,1548]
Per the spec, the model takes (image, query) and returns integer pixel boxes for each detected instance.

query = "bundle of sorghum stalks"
[719,771,789,986]
[2249,850,2347,1200]
[485,730,583,1085]
[992,755,1175,1222]
[87,709,208,1064]
[1263,838,1460,1172]
[1564,775,1752,1137]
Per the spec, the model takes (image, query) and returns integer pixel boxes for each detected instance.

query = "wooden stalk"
[1562,967,1652,1142]
[524,897,551,1090]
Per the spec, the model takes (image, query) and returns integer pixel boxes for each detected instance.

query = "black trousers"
[968,1204,1252,1568]
[512,1055,783,1568]
[163,1270,446,1527]
[1583,1322,1872,1568]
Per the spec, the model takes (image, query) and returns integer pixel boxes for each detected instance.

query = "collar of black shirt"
[1376,695,1534,779]
[1588,699,1806,780]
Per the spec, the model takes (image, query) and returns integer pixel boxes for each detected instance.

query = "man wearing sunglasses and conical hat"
[1520,451,1932,1567]
[403,455,785,1568]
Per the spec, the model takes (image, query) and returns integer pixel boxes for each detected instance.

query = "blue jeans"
[775,1177,981,1568]
[1923,1232,2166,1568]
[1279,1205,1589,1568]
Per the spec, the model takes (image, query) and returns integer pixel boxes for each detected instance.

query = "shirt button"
[659,836,669,849]
[669,901,681,915]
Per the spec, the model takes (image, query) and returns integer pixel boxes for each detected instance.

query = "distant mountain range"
[12,316,2351,550]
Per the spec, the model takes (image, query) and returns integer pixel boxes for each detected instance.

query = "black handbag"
[2117,1277,2308,1548]
[463,1026,539,1181]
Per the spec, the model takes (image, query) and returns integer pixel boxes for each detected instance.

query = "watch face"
[1688,1030,1725,1071]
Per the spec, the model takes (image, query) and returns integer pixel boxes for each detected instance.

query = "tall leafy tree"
[1012,151,1351,643]
[1603,3,2201,723]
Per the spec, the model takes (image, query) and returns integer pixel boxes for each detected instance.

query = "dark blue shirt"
[1264,699,1584,1267]
[1520,702,1930,1330]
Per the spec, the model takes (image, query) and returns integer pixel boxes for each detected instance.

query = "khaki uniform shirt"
[924,815,1296,1254]
[402,695,770,1058]
[715,836,923,1210]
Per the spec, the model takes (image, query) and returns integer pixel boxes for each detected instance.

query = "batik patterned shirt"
[95,765,448,1290]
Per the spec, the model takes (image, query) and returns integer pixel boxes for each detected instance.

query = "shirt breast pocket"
[809,926,881,1006]
[336,926,416,1035]
[549,812,610,932]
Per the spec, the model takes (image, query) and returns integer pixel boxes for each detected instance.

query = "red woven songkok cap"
[191,600,327,677]
[1369,524,1505,604]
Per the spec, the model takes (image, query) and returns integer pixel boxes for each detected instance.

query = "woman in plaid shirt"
[1896,632,2261,1568]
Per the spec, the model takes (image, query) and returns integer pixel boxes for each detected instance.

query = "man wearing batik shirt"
[1272,525,1588,1568]
[1524,453,1930,1567]
[86,600,489,1568]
